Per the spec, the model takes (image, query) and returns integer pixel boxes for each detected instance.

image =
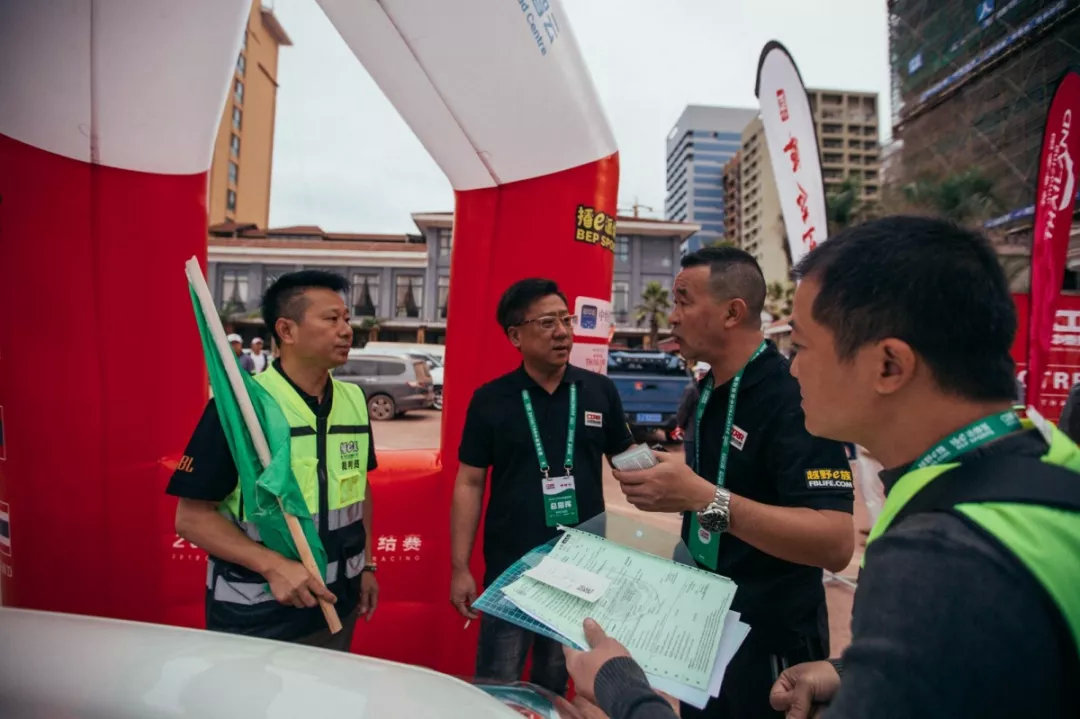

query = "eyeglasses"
[517,314,577,332]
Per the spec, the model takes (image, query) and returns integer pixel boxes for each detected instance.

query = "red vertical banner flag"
[1027,70,1080,410]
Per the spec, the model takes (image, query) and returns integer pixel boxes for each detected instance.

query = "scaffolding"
[888,1,1080,288]
[889,1,1080,211]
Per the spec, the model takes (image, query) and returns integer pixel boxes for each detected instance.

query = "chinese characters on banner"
[1012,293,1080,421]
[755,42,828,267]
[375,533,424,562]
[1025,70,1080,409]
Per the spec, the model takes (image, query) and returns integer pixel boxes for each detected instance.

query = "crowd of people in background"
[228,333,271,375]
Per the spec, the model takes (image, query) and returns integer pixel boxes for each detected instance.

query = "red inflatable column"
[0,1,250,623]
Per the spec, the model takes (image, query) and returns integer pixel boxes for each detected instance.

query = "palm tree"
[355,316,385,345]
[764,281,795,319]
[635,281,671,349]
[901,169,1001,225]
[707,238,737,249]
[826,175,863,232]
[826,174,883,233]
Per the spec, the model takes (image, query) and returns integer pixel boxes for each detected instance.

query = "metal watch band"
[697,486,731,532]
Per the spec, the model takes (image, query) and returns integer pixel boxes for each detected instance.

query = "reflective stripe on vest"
[207,549,368,605]
[867,421,1080,658]
[234,503,364,543]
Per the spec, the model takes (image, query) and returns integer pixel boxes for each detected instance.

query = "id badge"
[542,474,579,527]
[688,515,720,570]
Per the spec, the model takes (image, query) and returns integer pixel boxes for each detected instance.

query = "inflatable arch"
[0,0,618,675]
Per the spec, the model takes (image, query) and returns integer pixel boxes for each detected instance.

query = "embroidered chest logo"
[584,411,603,428]
[339,440,362,471]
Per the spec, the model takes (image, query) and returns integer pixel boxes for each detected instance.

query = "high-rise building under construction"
[888,0,1079,286]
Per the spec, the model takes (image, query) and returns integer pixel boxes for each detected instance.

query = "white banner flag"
[755,41,827,267]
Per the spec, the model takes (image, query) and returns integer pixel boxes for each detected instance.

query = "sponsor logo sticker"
[805,468,853,489]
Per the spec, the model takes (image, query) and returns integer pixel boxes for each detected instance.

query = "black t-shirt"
[167,360,377,503]
[683,342,852,644]
[459,364,634,585]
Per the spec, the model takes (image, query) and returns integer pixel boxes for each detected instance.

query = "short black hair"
[681,246,766,322]
[496,278,568,333]
[794,216,1016,402]
[262,270,350,343]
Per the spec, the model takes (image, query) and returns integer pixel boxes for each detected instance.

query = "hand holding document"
[475,526,749,708]
[610,443,659,471]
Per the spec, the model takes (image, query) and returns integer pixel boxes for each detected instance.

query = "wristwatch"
[697,486,732,534]
[361,563,377,575]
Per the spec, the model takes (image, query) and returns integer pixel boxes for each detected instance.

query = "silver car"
[336,352,435,421]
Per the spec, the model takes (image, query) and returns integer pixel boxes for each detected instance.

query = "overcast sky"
[267,0,891,234]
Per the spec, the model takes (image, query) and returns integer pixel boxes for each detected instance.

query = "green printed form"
[501,528,736,690]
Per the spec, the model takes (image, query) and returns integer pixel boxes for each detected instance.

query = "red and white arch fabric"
[0,0,618,676]
[316,0,616,189]
[0,0,249,172]
[0,0,250,623]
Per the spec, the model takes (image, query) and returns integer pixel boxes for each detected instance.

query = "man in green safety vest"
[561,217,1079,719]
[169,270,378,649]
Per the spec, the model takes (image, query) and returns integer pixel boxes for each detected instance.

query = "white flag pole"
[185,257,342,634]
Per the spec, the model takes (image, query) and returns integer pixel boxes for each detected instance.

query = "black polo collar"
[511,362,584,393]
[273,358,333,416]
[698,340,782,393]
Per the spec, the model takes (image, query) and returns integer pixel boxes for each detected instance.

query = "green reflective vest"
[208,363,372,639]
[221,363,372,518]
[866,420,1080,659]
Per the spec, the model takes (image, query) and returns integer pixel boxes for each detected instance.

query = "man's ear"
[275,317,298,346]
[723,298,751,329]
[507,326,522,349]
[872,338,918,396]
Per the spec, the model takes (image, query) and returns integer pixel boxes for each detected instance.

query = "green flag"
[188,285,327,579]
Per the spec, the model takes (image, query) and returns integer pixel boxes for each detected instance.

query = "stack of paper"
[610,443,659,471]
[473,527,749,709]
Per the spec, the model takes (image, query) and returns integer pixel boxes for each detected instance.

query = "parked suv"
[608,350,690,441]
[336,351,435,420]
[354,349,445,411]
[409,353,444,410]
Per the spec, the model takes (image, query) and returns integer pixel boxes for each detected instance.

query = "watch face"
[700,508,726,534]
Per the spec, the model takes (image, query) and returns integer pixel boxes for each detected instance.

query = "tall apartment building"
[723,152,742,246]
[207,2,291,227]
[809,89,881,202]
[734,89,881,286]
[665,105,758,253]
[738,117,787,286]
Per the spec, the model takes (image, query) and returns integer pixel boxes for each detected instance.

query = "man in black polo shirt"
[450,277,633,694]
[613,248,853,718]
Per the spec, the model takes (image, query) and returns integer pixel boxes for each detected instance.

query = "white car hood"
[0,608,518,719]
